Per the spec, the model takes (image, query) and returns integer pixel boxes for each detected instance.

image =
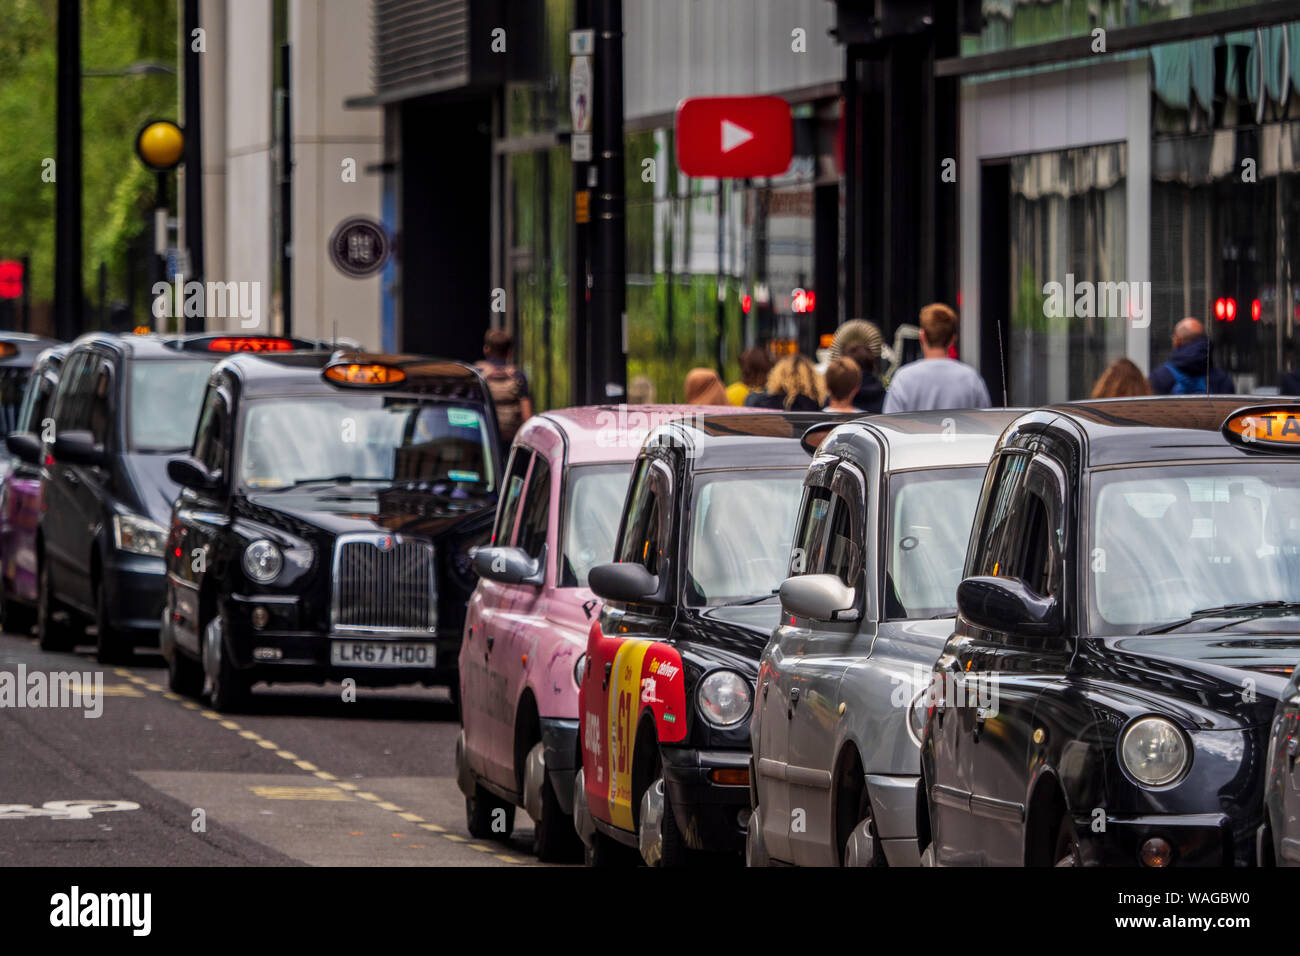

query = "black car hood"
[236,483,496,539]
[1089,632,1300,727]
[123,453,184,525]
[672,602,781,675]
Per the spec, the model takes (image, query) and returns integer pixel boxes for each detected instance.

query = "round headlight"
[697,670,753,728]
[574,652,587,687]
[1120,716,1189,788]
[243,539,283,584]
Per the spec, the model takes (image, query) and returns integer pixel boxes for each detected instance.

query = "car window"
[53,352,91,432]
[192,387,230,477]
[969,451,1030,578]
[0,366,30,436]
[16,368,54,435]
[515,456,550,560]
[791,486,832,575]
[129,359,217,452]
[824,494,860,587]
[88,359,112,447]
[560,463,632,587]
[616,457,666,575]
[493,446,532,545]
[885,467,985,619]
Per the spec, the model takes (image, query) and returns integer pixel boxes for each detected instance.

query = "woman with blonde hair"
[752,353,826,411]
[684,367,729,405]
[1090,358,1151,398]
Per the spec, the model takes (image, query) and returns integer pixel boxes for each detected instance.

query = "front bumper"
[103,552,165,640]
[219,595,461,687]
[1078,813,1235,867]
[661,745,751,854]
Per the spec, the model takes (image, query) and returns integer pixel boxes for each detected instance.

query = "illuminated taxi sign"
[0,342,17,358]
[207,336,294,353]
[324,363,406,386]
[1222,405,1300,449]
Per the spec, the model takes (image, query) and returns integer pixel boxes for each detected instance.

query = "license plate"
[330,641,436,669]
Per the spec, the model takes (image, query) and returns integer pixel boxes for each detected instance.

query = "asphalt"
[0,631,561,867]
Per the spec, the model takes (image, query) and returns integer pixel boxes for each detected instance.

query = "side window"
[971,452,1030,577]
[88,360,112,446]
[15,371,52,435]
[192,388,230,476]
[790,486,832,575]
[493,446,532,545]
[1009,461,1065,597]
[616,458,664,574]
[824,495,861,586]
[515,456,551,560]
[52,353,88,432]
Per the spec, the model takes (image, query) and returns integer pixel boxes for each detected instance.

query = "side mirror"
[470,544,544,587]
[957,575,1062,638]
[779,574,860,622]
[5,432,42,466]
[588,562,659,604]
[52,430,106,467]
[167,456,222,493]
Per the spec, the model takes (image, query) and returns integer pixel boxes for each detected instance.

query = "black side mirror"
[957,575,1062,638]
[470,545,544,587]
[167,456,221,493]
[588,562,659,604]
[5,432,42,466]
[52,430,106,467]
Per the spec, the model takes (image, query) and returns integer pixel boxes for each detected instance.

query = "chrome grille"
[331,534,436,634]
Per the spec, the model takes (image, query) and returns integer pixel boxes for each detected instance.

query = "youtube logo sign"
[675,96,792,178]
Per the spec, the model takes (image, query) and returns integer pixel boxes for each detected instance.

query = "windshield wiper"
[722,589,781,607]
[260,475,388,491]
[1138,601,1300,635]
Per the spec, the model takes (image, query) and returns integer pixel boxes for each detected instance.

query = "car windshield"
[561,463,633,588]
[129,359,217,452]
[686,469,804,606]
[238,396,496,492]
[886,466,984,619]
[1090,462,1300,634]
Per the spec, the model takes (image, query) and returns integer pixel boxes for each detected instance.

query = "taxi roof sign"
[1222,405,1300,449]
[324,362,406,386]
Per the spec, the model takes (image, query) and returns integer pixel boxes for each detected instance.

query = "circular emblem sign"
[329,216,390,278]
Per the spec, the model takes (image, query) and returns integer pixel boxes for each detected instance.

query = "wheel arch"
[513,687,541,794]
[1022,769,1069,866]
[831,740,866,865]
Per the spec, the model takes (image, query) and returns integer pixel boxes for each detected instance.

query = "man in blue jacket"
[1150,317,1235,395]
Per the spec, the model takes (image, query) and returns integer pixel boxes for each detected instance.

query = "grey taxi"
[747,408,1017,866]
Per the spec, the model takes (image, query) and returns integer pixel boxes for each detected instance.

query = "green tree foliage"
[0,0,176,312]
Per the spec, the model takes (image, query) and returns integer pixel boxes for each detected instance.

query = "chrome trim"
[329,532,437,636]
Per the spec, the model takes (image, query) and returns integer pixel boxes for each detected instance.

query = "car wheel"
[1053,815,1082,867]
[166,634,205,698]
[465,784,514,842]
[203,615,248,712]
[95,580,131,664]
[530,753,581,862]
[0,584,36,636]
[36,559,76,652]
[584,826,636,867]
[843,789,886,866]
[638,753,693,867]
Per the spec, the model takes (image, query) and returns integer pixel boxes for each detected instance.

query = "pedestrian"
[1090,358,1151,398]
[684,367,729,405]
[1149,318,1234,395]
[830,318,887,413]
[751,353,826,411]
[727,346,773,406]
[883,303,990,413]
[823,357,863,412]
[475,328,532,449]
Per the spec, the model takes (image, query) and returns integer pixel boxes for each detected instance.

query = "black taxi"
[574,411,849,865]
[921,397,1300,867]
[160,351,501,710]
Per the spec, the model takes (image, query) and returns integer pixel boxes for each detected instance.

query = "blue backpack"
[1164,363,1208,395]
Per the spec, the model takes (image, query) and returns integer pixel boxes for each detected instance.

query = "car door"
[74,354,117,610]
[42,351,93,605]
[787,461,872,866]
[462,444,532,785]
[756,459,836,863]
[582,453,676,832]
[169,384,233,658]
[937,449,1070,866]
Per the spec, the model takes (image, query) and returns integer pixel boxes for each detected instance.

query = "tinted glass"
[129,359,217,452]
[494,447,532,544]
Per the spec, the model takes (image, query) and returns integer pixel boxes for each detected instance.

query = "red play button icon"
[675,96,792,178]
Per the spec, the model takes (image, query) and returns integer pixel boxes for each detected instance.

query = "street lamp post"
[54,0,82,342]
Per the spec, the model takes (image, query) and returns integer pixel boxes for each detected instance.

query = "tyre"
[95,580,131,664]
[532,763,582,862]
[584,826,636,867]
[203,615,248,712]
[1053,815,1082,867]
[36,558,77,652]
[465,783,514,841]
[843,789,886,866]
[0,586,36,636]
[638,751,693,867]
[167,642,204,697]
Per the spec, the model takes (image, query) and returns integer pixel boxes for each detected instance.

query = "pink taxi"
[456,404,749,860]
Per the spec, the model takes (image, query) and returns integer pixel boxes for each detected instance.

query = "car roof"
[532,404,759,465]
[1036,396,1293,467]
[648,410,857,470]
[0,332,61,367]
[856,408,1025,471]
[214,350,488,401]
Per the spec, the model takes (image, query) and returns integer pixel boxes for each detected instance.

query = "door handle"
[602,661,612,692]
[787,685,800,719]
[973,706,988,742]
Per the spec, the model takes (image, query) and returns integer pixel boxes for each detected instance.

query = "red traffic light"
[1252,299,1262,321]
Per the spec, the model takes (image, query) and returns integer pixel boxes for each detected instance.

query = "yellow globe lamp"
[136,120,185,170]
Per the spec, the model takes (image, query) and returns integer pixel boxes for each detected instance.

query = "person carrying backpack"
[1150,318,1235,395]
[475,328,532,449]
